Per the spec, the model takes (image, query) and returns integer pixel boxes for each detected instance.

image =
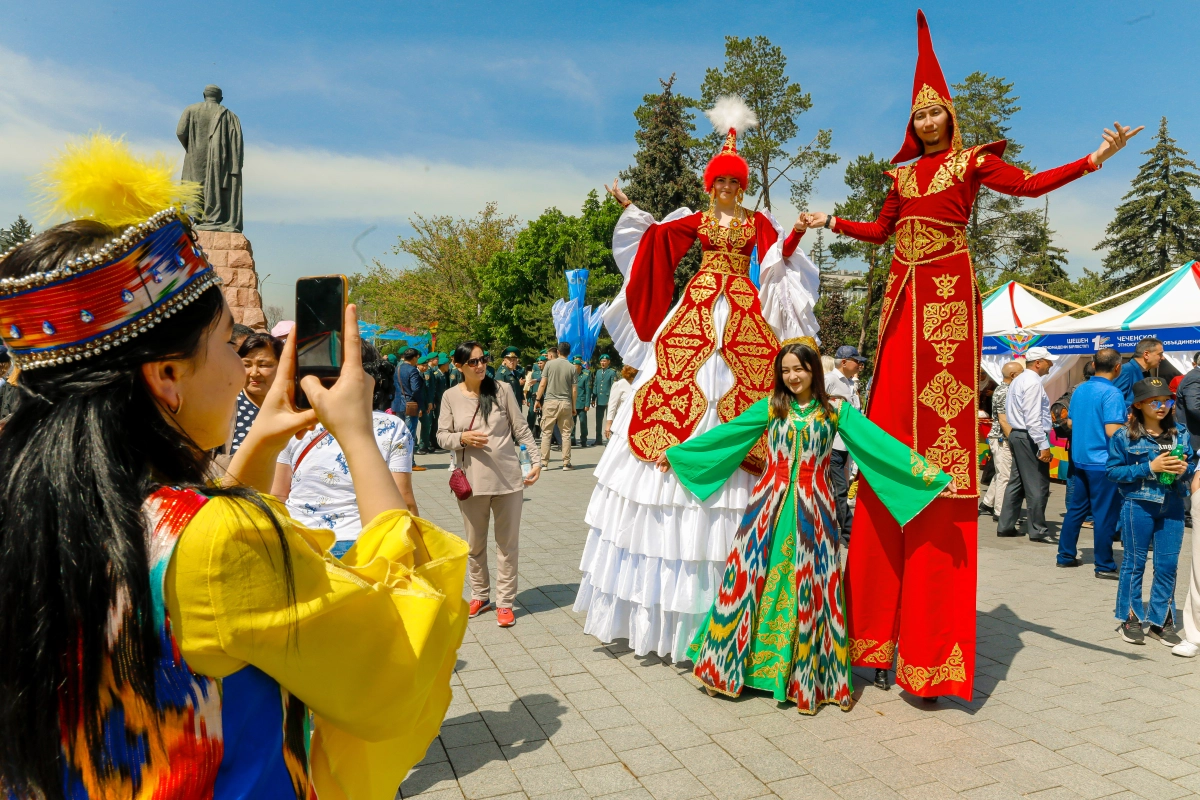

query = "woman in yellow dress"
[0,135,466,800]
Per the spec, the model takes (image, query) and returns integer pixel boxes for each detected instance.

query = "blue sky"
[1,1,1195,313]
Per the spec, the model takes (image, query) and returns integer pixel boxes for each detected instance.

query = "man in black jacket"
[1177,352,1200,452]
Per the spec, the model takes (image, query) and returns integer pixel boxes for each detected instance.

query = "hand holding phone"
[294,275,348,410]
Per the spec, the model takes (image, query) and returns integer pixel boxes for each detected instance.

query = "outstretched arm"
[979,121,1143,198]
[802,186,902,245]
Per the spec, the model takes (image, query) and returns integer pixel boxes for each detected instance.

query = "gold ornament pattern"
[931,341,960,366]
[911,83,952,115]
[921,301,969,342]
[896,218,968,264]
[917,370,976,421]
[896,643,967,692]
[850,638,895,665]
[909,451,942,486]
[932,273,959,299]
[924,424,972,490]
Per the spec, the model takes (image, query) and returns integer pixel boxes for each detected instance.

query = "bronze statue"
[176,85,244,232]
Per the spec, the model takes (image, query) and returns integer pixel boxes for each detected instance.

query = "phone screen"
[295,276,346,408]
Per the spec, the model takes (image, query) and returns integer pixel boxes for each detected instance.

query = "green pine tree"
[829,154,894,354]
[620,75,709,295]
[1096,117,1200,289]
[0,215,34,251]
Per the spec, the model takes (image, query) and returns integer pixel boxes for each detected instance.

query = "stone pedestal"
[196,231,266,330]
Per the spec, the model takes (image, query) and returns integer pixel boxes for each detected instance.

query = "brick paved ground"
[402,444,1200,800]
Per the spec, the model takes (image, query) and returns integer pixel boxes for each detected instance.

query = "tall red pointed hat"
[893,9,963,163]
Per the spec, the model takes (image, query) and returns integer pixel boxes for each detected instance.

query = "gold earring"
[169,396,183,415]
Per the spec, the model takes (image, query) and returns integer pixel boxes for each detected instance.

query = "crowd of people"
[978,338,1200,655]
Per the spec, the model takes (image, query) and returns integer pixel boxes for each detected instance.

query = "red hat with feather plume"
[893,9,963,164]
[703,96,757,192]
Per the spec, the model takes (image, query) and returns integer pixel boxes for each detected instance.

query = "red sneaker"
[469,599,493,618]
[496,607,515,627]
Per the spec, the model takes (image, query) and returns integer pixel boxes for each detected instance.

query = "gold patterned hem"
[895,643,967,693]
[850,638,895,665]
[791,695,854,716]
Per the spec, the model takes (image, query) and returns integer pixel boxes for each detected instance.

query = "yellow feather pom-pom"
[35,133,200,229]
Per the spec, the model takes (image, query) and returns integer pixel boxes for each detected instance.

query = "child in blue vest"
[1107,377,1198,646]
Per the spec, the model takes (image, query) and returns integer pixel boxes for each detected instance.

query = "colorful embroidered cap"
[0,135,217,370]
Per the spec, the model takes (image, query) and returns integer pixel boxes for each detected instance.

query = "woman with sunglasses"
[439,343,542,627]
[1107,378,1199,647]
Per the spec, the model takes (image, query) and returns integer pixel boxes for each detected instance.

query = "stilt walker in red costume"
[801,10,1142,701]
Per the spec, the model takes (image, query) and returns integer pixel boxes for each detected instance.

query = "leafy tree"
[1096,117,1200,289]
[814,288,857,355]
[620,75,708,293]
[951,72,1063,281]
[478,191,623,360]
[0,216,34,252]
[699,36,836,211]
[808,229,833,273]
[350,202,519,345]
[995,198,1069,290]
[828,154,894,354]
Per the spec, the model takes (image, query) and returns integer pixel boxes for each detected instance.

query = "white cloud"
[0,43,621,228]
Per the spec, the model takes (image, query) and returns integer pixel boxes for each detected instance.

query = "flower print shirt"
[278,411,414,540]
[230,390,260,453]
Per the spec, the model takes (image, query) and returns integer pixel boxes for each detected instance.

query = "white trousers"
[982,438,1012,517]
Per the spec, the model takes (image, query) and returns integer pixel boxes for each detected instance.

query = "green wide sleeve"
[666,398,770,502]
[837,403,952,526]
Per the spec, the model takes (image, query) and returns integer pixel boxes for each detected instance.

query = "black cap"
[834,345,867,364]
[1132,376,1171,404]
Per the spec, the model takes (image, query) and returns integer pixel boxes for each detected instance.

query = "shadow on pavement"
[403,694,568,794]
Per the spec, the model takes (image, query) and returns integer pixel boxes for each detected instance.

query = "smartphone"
[294,275,348,410]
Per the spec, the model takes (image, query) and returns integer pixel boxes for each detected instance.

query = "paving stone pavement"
[402,444,1200,800]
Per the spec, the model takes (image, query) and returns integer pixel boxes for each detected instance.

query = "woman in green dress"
[656,340,950,714]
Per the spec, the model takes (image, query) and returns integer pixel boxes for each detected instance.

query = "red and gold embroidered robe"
[833,142,1097,699]
[624,209,802,472]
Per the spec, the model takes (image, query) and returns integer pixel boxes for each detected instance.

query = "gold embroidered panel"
[849,638,895,665]
[895,217,968,265]
[917,370,976,422]
[921,301,969,342]
[896,643,967,692]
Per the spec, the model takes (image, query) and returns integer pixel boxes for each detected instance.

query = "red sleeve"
[627,213,701,341]
[830,185,901,245]
[976,151,1098,199]
[753,212,804,258]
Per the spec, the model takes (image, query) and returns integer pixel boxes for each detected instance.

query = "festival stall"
[980,281,1084,402]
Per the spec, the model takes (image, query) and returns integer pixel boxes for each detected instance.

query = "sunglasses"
[1147,399,1175,410]
[465,355,490,367]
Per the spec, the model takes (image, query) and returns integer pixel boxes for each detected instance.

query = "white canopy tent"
[980,281,1084,402]
[1032,261,1200,376]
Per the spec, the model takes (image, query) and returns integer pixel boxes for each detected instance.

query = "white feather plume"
[704,95,758,134]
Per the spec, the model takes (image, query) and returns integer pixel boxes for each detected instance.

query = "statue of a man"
[177,85,244,232]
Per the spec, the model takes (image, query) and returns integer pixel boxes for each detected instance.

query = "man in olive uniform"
[573,356,593,448]
[496,346,525,410]
[421,353,446,453]
[592,353,618,446]
[526,352,545,439]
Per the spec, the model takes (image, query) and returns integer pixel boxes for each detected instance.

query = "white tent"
[1032,261,1200,375]
[980,281,1083,402]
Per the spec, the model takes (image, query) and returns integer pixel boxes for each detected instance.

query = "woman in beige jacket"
[438,341,542,627]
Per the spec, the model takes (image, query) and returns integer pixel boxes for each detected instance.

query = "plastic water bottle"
[519,444,532,479]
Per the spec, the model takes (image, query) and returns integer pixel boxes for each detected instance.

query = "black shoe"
[874,669,890,691]
[921,696,938,704]
[978,503,993,517]
[415,448,429,456]
[1118,615,1145,645]
[1149,621,1183,647]
[996,530,1023,537]
[1095,570,1118,580]
[1056,559,1081,568]
[1029,535,1057,544]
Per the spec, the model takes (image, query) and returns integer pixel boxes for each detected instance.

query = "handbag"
[448,405,480,501]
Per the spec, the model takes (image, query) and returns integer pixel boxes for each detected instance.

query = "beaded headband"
[0,210,218,370]
[0,134,219,371]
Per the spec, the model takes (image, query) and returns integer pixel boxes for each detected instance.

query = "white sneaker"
[1172,641,1199,658]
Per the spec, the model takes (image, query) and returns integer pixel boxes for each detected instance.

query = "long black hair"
[453,341,498,423]
[769,343,834,421]
[1128,389,1177,442]
[0,220,294,800]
